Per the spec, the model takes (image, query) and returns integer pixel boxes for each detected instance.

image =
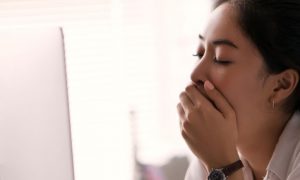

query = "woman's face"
[191,3,270,143]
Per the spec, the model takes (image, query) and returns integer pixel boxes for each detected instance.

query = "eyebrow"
[199,34,238,49]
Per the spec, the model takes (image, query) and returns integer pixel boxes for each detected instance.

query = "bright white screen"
[0,27,74,180]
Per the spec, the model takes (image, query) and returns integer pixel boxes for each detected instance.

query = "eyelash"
[192,53,231,65]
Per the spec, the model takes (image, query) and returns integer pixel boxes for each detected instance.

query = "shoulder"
[287,139,300,178]
[285,112,300,178]
[264,111,300,179]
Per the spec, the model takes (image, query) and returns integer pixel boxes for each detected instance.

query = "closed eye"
[193,53,232,65]
[213,57,232,65]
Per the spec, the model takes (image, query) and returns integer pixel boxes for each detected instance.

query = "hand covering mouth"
[193,80,219,110]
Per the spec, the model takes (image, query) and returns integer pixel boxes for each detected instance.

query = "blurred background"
[0,0,211,179]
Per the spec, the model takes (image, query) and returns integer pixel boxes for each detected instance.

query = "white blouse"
[184,110,300,180]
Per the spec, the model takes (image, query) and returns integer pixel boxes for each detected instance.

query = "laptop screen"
[0,27,74,180]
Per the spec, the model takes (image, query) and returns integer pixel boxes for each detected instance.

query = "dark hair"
[213,0,300,113]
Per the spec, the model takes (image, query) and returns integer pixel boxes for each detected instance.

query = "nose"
[190,59,209,87]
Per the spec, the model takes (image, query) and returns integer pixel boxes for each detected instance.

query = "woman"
[177,0,300,179]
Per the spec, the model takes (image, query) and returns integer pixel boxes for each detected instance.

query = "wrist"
[205,151,240,171]
[207,159,244,180]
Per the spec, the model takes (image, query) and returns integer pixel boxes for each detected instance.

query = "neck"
[238,137,276,179]
[237,111,292,179]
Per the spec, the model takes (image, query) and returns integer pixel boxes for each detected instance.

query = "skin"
[177,3,299,180]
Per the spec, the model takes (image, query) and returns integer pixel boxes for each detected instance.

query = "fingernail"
[205,80,214,90]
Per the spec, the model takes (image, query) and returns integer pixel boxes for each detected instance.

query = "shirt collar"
[266,110,300,179]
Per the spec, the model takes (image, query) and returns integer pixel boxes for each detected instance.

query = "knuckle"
[186,111,192,120]
[185,84,194,92]
[181,129,188,139]
[186,111,196,120]
[194,103,205,113]
[195,101,202,109]
[182,119,191,130]
[179,92,186,99]
[176,103,181,111]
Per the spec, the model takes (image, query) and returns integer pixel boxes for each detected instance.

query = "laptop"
[0,27,75,180]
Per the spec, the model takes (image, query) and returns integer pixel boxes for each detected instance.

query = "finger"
[177,103,193,136]
[203,80,235,119]
[179,92,194,114]
[185,83,216,111]
[177,103,185,126]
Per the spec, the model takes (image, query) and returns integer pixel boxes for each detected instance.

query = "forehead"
[201,3,262,56]
[201,3,243,46]
[200,3,268,74]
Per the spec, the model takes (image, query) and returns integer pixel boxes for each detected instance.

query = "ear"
[270,69,299,105]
